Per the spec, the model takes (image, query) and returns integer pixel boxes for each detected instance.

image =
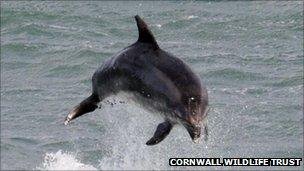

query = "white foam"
[37,150,97,170]
[187,15,198,20]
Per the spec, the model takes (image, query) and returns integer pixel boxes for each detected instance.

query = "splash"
[36,94,216,170]
[37,150,97,170]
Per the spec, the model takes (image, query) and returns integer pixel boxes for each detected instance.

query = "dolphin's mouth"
[185,124,201,144]
[192,136,200,144]
[191,131,201,144]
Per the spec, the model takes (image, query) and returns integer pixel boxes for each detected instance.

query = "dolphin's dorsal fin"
[135,15,159,48]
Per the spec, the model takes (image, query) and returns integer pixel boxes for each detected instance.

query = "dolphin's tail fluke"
[135,15,159,48]
[64,94,99,125]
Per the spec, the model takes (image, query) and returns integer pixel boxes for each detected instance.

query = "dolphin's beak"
[185,124,201,144]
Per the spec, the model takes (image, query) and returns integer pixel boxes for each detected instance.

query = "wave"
[71,49,112,60]
[203,68,266,81]
[36,150,97,170]
[45,64,89,78]
[1,43,43,53]
[265,76,303,87]
[1,7,61,27]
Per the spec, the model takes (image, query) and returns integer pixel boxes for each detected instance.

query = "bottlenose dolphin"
[64,15,209,145]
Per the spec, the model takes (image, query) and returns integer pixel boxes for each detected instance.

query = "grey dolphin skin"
[64,15,209,145]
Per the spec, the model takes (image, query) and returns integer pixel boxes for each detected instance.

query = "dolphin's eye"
[190,97,196,102]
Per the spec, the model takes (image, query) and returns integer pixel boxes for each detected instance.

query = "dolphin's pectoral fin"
[146,121,172,145]
[64,94,99,125]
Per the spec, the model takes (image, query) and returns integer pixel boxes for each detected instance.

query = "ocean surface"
[1,1,303,170]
